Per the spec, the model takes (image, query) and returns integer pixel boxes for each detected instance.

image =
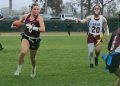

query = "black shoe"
[90,64,94,68]
[95,57,98,66]
[0,47,4,50]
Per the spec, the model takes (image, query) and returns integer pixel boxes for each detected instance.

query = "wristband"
[32,27,39,31]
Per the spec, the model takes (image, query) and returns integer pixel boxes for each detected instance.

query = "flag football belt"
[24,34,40,43]
[24,34,40,40]
[89,33,100,37]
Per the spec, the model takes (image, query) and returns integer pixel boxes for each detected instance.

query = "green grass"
[0,33,117,86]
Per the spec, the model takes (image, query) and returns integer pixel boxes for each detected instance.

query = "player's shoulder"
[23,13,29,17]
[100,15,107,22]
[87,15,93,18]
[37,15,44,21]
[21,13,29,20]
[112,28,120,37]
[116,28,120,33]
[100,15,106,19]
[38,15,43,18]
[86,15,93,20]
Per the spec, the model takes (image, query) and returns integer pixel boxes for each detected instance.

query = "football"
[12,20,22,28]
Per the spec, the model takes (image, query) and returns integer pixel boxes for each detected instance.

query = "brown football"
[12,20,22,28]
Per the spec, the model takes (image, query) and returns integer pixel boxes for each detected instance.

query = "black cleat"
[95,57,98,66]
[90,64,94,68]
[0,47,4,50]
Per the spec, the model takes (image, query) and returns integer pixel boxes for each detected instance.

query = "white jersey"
[115,45,120,53]
[88,15,103,35]
[108,28,120,53]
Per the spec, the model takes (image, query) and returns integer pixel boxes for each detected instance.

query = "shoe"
[95,57,98,66]
[14,69,21,76]
[0,47,4,50]
[14,65,22,76]
[30,67,36,78]
[90,64,94,68]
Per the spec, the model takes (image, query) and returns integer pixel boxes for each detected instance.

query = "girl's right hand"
[11,24,18,29]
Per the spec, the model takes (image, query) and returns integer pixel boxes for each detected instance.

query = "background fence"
[0,18,120,32]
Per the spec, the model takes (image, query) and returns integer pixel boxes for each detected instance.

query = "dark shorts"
[105,52,120,73]
[21,34,41,50]
[87,33,102,44]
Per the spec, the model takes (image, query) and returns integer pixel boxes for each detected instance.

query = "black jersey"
[108,28,120,52]
[24,14,40,38]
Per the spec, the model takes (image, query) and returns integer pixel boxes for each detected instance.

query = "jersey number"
[92,26,100,33]
[26,24,33,33]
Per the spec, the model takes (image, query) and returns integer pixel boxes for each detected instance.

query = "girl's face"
[93,5,101,16]
[31,6,40,16]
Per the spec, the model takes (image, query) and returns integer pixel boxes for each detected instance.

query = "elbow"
[40,28,45,32]
[42,27,45,32]
[42,29,45,32]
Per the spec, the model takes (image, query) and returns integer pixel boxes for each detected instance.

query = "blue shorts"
[105,52,120,73]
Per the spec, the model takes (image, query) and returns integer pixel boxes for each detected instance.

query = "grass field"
[0,32,117,86]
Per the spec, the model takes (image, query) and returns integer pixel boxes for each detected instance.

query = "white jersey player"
[78,4,110,68]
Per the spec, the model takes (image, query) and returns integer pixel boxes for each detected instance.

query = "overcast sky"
[0,0,70,10]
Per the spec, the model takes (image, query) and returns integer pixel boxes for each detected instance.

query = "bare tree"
[47,0,63,16]
[74,0,118,18]
[106,1,117,17]
[32,0,38,4]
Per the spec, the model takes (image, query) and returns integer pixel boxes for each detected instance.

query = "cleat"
[90,64,94,68]
[14,69,21,76]
[30,67,36,78]
[14,65,22,76]
[0,47,4,50]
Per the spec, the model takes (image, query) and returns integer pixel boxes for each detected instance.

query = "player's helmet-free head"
[31,3,40,10]
[93,3,102,10]
[92,3,102,15]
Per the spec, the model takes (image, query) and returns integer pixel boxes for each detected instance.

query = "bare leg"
[30,49,37,77]
[68,28,71,36]
[114,65,120,86]
[18,39,29,65]
[14,39,29,76]
[95,42,102,66]
[30,49,37,68]
[115,79,120,86]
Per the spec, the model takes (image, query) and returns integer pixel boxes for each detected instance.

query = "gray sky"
[0,0,69,10]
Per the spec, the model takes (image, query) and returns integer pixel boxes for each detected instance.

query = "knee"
[95,46,101,52]
[20,50,27,56]
[96,48,100,52]
[89,51,94,56]
[30,57,36,62]
[96,50,100,55]
[32,57,36,61]
[30,55,36,59]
